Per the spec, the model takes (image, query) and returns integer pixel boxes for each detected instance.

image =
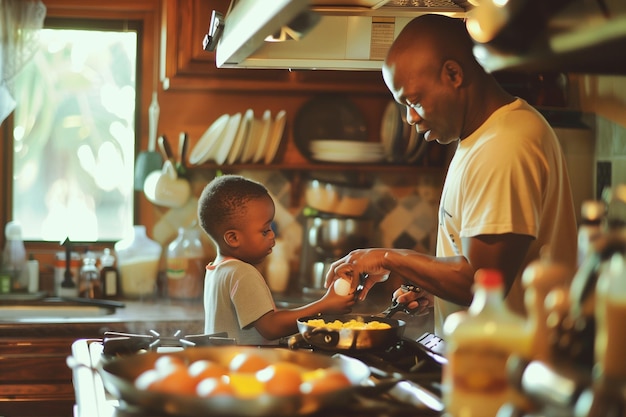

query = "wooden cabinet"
[0,337,79,417]
[161,0,389,93]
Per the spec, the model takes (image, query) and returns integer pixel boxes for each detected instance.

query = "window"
[11,19,139,242]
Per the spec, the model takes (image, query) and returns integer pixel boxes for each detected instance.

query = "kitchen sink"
[0,304,115,319]
[0,294,123,320]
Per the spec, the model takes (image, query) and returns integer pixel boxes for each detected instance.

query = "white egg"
[333,278,351,296]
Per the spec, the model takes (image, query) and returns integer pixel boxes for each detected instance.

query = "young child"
[197,174,355,345]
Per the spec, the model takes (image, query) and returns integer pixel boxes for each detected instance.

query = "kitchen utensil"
[158,135,175,164]
[133,92,163,190]
[96,345,371,417]
[143,160,191,208]
[353,277,432,319]
[176,132,188,177]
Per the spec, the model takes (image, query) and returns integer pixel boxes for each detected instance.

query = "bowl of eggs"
[97,345,370,416]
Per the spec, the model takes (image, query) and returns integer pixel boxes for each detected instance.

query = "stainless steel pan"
[295,284,429,351]
[296,314,406,351]
[96,345,370,417]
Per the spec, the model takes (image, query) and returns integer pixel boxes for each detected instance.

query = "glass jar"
[115,225,162,298]
[100,248,120,299]
[166,225,205,299]
[1,221,27,292]
[78,252,101,299]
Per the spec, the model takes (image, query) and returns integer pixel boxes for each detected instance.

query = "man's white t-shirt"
[434,98,577,336]
[204,258,276,345]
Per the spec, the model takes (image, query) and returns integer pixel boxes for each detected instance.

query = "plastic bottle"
[27,254,39,293]
[521,248,573,362]
[1,221,27,292]
[100,248,120,299]
[577,200,605,268]
[115,225,162,298]
[78,251,101,299]
[594,252,626,384]
[166,225,205,299]
[442,269,532,417]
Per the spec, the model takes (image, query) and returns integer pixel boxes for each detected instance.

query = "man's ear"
[442,59,463,88]
[223,230,239,248]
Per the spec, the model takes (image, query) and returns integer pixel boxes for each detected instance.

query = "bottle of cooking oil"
[521,248,573,362]
[442,269,532,417]
[594,252,626,384]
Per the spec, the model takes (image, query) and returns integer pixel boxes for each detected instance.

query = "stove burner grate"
[102,329,236,356]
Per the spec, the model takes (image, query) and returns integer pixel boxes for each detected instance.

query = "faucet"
[59,237,76,295]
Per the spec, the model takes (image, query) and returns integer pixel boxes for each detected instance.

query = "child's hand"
[318,282,356,314]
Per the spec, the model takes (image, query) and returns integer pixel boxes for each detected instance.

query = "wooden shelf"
[191,162,444,173]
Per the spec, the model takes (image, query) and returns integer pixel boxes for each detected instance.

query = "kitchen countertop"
[0,298,207,337]
[0,292,434,339]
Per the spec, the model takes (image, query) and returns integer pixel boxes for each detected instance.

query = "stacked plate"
[380,101,427,164]
[189,109,287,166]
[309,140,385,163]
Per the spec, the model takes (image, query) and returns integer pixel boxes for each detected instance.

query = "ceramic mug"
[143,160,190,208]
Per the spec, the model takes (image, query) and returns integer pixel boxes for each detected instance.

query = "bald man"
[325,14,577,336]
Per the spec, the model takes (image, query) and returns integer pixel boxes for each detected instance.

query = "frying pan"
[296,314,406,351]
[97,345,370,417]
[296,284,431,351]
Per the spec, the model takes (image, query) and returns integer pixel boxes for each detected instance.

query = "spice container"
[100,248,120,299]
[115,226,162,298]
[166,225,205,299]
[78,251,101,299]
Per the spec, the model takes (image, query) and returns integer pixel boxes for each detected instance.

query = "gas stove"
[69,330,446,417]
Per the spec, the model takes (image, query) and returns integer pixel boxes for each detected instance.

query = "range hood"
[214,0,626,74]
[214,0,468,71]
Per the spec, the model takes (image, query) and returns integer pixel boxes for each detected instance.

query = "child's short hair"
[197,175,270,240]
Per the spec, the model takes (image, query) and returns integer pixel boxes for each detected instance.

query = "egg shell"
[333,278,351,296]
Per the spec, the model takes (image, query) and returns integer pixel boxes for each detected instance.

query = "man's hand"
[324,248,392,300]
[392,286,433,316]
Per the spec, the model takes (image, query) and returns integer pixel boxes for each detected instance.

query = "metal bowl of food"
[97,345,370,417]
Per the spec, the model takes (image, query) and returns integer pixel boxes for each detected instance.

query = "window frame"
[0,0,160,254]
